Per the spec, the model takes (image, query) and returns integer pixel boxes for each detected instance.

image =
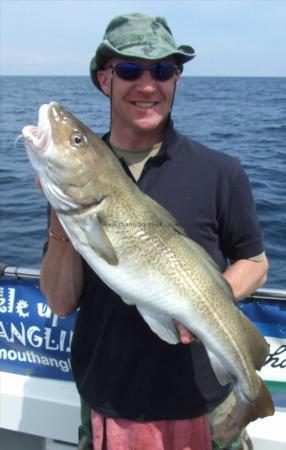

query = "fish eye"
[71,132,87,148]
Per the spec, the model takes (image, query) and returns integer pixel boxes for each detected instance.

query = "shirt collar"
[102,119,182,163]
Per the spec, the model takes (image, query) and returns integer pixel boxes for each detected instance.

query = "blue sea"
[0,76,285,288]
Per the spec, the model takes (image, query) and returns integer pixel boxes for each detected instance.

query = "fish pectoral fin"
[85,216,118,266]
[238,310,270,370]
[206,349,233,386]
[137,306,180,345]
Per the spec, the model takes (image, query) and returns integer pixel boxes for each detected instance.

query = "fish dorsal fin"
[238,310,270,370]
[136,305,180,345]
[141,192,186,236]
[143,192,234,301]
[143,190,231,295]
[83,215,118,266]
[142,192,231,299]
[183,236,221,272]
[181,234,235,300]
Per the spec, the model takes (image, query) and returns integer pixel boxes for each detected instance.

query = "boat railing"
[250,288,286,301]
[1,263,285,301]
[0,264,41,279]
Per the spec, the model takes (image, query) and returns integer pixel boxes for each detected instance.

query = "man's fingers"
[174,320,194,344]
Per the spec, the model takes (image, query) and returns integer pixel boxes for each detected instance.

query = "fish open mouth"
[22,124,48,150]
[27,125,41,139]
[22,104,50,150]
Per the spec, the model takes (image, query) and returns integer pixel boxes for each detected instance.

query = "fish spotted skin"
[22,102,274,442]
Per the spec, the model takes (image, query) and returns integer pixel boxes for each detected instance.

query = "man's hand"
[174,320,195,344]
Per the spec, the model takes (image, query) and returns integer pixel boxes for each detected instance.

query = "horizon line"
[1,74,285,78]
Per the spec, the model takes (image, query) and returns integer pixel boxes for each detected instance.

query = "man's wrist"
[48,227,70,242]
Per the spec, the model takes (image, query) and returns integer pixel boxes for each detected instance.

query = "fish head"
[22,102,116,212]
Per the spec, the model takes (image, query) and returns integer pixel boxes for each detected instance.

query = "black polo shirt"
[71,122,264,421]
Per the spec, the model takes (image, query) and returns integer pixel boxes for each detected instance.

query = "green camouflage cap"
[90,13,196,91]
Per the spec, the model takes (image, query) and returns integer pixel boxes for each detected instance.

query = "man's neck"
[109,121,167,151]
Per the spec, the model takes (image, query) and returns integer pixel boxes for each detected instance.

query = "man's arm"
[40,209,84,316]
[223,256,269,301]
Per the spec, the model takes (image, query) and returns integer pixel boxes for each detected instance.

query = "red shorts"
[91,410,211,450]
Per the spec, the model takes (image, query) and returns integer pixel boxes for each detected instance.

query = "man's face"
[97,57,180,140]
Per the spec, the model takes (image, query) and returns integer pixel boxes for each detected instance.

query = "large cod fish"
[22,102,274,441]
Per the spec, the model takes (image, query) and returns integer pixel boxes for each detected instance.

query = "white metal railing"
[0,264,40,279]
[1,263,285,301]
[250,288,286,301]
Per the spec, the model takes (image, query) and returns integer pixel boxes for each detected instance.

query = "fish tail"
[211,379,274,447]
[237,376,274,428]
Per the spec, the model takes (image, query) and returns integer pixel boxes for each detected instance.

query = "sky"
[1,0,286,77]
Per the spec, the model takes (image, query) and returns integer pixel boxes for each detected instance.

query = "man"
[41,13,268,450]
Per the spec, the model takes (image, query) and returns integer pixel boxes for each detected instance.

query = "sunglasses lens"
[151,62,177,81]
[115,63,141,80]
[113,62,178,81]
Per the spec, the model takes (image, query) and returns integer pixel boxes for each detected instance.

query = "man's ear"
[97,70,111,97]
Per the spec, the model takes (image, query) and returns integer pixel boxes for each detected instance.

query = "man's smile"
[131,101,159,109]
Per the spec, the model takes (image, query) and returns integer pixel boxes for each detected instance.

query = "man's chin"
[132,116,167,134]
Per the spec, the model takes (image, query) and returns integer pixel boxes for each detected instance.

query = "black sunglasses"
[108,61,180,82]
